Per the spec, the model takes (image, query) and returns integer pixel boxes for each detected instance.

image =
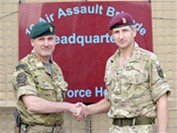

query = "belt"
[21,124,63,133]
[112,116,155,127]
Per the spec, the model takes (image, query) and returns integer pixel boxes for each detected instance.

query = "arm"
[75,98,110,120]
[87,98,110,115]
[21,95,78,114]
[157,93,168,133]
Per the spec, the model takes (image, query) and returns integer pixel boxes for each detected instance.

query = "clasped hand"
[71,102,88,121]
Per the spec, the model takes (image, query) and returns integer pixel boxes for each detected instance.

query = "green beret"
[30,22,56,39]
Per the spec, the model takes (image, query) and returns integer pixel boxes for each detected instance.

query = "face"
[31,35,56,61]
[111,26,137,49]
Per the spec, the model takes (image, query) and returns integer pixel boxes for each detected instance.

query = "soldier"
[77,13,171,133]
[12,22,83,133]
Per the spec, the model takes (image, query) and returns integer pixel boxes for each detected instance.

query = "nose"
[119,32,124,40]
[43,39,51,47]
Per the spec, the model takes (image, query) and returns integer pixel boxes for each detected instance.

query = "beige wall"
[0,0,177,133]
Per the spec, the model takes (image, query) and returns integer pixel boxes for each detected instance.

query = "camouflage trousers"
[19,124,66,133]
[109,124,156,133]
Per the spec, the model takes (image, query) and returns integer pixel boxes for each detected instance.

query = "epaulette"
[16,63,28,71]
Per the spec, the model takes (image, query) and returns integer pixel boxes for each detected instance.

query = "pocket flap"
[126,73,148,84]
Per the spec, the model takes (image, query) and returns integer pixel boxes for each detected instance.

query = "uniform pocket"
[126,73,148,84]
[37,80,55,99]
[124,73,150,105]
[58,80,68,92]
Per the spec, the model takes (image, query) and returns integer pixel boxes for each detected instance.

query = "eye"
[48,37,55,41]
[115,31,120,34]
[122,29,129,32]
[112,30,120,34]
[38,37,45,41]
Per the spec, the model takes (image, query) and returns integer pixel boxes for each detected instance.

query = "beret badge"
[49,27,53,33]
[122,18,127,24]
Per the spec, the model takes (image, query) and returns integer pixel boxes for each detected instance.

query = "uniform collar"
[31,49,53,64]
[110,42,140,63]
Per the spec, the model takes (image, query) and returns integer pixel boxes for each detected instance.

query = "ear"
[132,27,137,37]
[31,39,34,47]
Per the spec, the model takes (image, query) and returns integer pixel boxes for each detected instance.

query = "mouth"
[119,41,126,45]
[42,48,51,51]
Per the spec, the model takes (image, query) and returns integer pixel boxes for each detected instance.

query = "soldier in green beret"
[12,22,84,133]
[77,13,171,133]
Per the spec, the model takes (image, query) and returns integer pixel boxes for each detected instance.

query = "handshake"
[68,102,90,121]
[66,98,109,120]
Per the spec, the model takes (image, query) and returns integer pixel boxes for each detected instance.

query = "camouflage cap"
[109,13,135,30]
[30,22,56,39]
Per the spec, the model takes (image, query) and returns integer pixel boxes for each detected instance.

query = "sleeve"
[104,58,112,101]
[12,64,38,101]
[150,57,171,102]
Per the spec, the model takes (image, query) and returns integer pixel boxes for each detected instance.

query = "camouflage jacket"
[104,43,171,118]
[12,51,68,126]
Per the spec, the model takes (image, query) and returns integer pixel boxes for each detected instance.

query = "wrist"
[65,102,73,113]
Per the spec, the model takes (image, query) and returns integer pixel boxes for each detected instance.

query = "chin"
[41,53,51,57]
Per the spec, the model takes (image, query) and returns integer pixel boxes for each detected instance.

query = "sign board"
[19,1,152,103]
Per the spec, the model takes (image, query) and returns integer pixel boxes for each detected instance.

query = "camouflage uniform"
[12,51,68,133]
[104,43,171,133]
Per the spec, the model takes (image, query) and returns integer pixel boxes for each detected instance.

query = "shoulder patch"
[16,72,27,85]
[156,62,164,78]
